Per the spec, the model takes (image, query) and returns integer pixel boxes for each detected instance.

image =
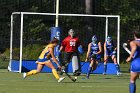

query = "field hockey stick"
[74,58,90,75]
[77,55,93,70]
[61,69,77,82]
[123,43,131,64]
[76,54,93,70]
[56,55,77,82]
[123,43,131,54]
[81,61,87,67]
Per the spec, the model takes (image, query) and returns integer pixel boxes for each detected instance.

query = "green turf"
[0,69,140,93]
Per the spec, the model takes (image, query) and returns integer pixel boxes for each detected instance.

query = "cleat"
[23,72,27,79]
[86,76,89,79]
[86,75,89,79]
[58,77,65,82]
[103,72,106,75]
[117,72,122,76]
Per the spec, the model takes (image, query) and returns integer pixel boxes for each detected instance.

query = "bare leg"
[26,63,44,76]
[44,61,60,80]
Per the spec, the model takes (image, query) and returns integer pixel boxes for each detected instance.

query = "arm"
[59,45,64,52]
[59,38,66,52]
[57,43,64,57]
[114,47,117,51]
[113,42,117,51]
[126,41,137,62]
[129,41,136,58]
[57,39,65,56]
[96,42,102,54]
[85,43,91,61]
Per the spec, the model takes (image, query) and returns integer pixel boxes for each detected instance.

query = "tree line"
[0,0,140,55]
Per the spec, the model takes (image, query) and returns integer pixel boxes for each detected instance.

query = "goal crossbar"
[12,12,120,18]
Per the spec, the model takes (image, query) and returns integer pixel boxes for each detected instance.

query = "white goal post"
[9,12,120,73]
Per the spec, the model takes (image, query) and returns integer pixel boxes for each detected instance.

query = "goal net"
[8,12,120,72]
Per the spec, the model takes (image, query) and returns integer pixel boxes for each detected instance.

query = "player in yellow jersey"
[23,37,65,82]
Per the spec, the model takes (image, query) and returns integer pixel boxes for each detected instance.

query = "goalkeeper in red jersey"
[58,29,83,76]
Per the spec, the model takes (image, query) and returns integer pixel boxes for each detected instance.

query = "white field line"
[81,85,127,88]
[0,83,128,88]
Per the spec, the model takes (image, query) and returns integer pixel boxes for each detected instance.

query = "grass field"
[0,69,140,93]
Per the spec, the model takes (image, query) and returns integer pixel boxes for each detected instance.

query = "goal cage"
[8,12,120,73]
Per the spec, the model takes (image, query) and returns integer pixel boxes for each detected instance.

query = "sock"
[103,64,107,73]
[26,70,38,76]
[115,64,120,72]
[86,67,92,78]
[129,83,136,93]
[52,69,60,80]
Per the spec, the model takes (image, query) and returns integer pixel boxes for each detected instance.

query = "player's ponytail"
[134,30,140,38]
[50,37,59,44]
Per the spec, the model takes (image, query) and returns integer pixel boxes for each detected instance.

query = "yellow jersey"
[39,43,55,59]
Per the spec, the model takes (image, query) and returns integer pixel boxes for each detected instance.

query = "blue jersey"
[106,42,116,56]
[90,42,101,60]
[133,40,140,59]
[131,40,140,72]
[91,43,99,54]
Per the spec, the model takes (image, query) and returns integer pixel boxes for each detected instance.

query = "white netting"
[9,12,120,72]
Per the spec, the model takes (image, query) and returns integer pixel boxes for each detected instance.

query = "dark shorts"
[64,52,79,62]
[89,54,101,61]
[60,52,79,66]
[106,51,116,56]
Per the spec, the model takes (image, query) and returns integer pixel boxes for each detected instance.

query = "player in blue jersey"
[103,36,121,75]
[126,30,140,93]
[85,35,102,79]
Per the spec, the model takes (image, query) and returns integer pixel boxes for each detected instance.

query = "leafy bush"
[1,44,44,61]
[0,48,10,68]
[22,44,43,60]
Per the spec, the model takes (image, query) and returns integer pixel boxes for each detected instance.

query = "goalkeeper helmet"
[68,29,75,38]
[107,36,112,43]
[92,35,97,44]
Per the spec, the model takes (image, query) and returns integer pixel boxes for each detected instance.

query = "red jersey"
[61,36,80,52]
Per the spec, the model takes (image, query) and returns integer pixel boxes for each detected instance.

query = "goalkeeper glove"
[78,45,84,54]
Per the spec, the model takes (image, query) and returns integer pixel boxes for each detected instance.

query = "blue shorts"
[37,58,49,62]
[90,54,101,61]
[130,57,140,72]
[106,51,116,56]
